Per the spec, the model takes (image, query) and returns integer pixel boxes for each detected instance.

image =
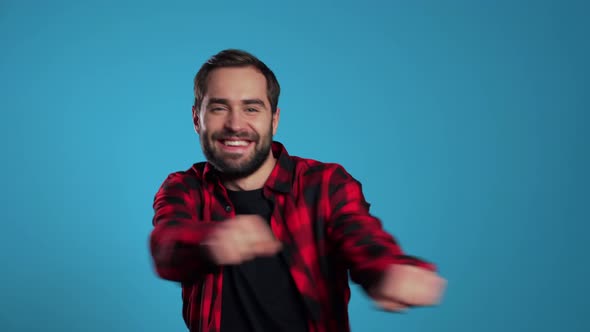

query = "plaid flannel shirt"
[150,141,435,332]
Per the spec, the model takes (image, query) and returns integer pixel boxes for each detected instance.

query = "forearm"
[331,213,435,286]
[150,172,218,282]
[150,220,218,282]
[326,167,436,290]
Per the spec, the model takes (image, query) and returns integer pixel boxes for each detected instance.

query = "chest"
[201,186,333,266]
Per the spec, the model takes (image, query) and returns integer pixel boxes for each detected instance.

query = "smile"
[217,139,254,153]
[221,140,250,146]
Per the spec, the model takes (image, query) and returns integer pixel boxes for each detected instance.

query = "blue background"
[1,0,588,331]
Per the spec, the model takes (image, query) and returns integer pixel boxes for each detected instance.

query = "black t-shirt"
[220,189,309,332]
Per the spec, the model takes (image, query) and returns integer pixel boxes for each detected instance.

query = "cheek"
[255,117,274,133]
[200,117,221,135]
[253,124,271,138]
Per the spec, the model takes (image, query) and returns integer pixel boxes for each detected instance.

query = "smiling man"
[149,49,446,332]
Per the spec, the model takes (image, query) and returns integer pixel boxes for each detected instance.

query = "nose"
[224,109,245,132]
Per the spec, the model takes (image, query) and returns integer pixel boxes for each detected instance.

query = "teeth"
[223,140,249,146]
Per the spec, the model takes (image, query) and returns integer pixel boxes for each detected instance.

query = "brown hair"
[193,49,280,113]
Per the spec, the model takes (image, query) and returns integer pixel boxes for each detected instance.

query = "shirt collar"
[202,141,294,193]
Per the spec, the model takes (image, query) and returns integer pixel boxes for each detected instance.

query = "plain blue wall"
[1,0,588,331]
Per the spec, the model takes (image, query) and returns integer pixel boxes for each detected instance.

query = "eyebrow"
[242,99,266,107]
[207,98,266,108]
[207,98,230,106]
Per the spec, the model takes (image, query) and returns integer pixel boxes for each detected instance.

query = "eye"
[246,108,259,113]
[210,107,226,112]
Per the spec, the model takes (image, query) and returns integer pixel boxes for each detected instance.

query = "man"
[149,49,446,332]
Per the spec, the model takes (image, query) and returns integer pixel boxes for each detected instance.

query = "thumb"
[374,299,409,313]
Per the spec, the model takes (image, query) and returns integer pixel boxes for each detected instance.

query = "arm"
[325,166,436,291]
[149,172,217,282]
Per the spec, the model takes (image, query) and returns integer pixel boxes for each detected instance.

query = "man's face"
[194,66,279,178]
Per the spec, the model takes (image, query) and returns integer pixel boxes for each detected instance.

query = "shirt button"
[225,205,232,212]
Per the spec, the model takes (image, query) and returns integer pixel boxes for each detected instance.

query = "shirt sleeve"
[149,172,217,282]
[325,165,436,291]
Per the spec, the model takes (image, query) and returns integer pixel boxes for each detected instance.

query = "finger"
[207,239,240,265]
[212,233,244,265]
[216,222,250,264]
[414,274,446,306]
[253,239,282,256]
[242,215,280,256]
[241,215,270,247]
[374,299,409,312]
[223,243,243,265]
[416,273,444,302]
[429,276,447,305]
[379,265,441,306]
[235,230,257,262]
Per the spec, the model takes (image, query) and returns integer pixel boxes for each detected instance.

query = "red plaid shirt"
[150,141,435,332]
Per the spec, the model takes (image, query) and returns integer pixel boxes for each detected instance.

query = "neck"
[222,151,277,191]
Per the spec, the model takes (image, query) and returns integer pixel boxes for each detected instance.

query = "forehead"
[205,66,268,101]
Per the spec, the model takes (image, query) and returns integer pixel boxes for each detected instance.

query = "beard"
[200,125,273,179]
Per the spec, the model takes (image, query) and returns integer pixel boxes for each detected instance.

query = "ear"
[192,105,201,135]
[272,107,281,136]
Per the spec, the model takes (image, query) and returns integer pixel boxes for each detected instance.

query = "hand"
[369,264,446,311]
[203,214,282,265]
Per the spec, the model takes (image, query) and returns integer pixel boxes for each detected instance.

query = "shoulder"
[290,155,357,185]
[157,162,207,191]
[288,155,369,208]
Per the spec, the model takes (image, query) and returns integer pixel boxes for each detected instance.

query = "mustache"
[211,130,259,141]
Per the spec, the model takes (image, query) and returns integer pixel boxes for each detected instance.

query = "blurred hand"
[369,264,446,312]
[203,214,282,265]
